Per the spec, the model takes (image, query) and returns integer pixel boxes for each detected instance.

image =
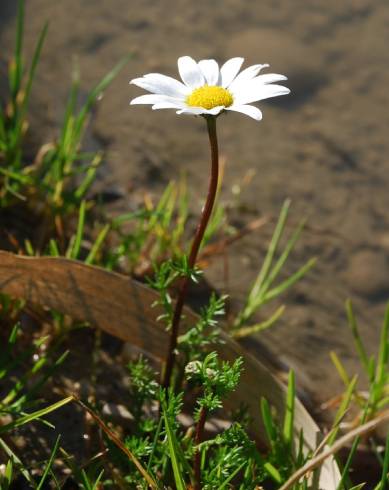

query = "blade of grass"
[36,435,61,490]
[202,203,225,247]
[171,176,189,248]
[74,153,101,200]
[0,334,47,381]
[0,167,32,183]
[58,72,79,151]
[346,300,370,375]
[283,370,295,448]
[112,209,153,227]
[8,323,19,346]
[248,199,291,305]
[49,239,60,257]
[80,469,105,490]
[73,56,130,140]
[2,352,49,405]
[91,469,104,490]
[160,182,176,230]
[10,0,24,98]
[147,416,163,472]
[377,431,389,490]
[0,437,33,485]
[149,181,174,230]
[69,200,86,259]
[2,458,13,490]
[260,219,306,295]
[162,405,186,490]
[22,21,49,114]
[264,462,282,484]
[24,239,34,256]
[218,461,246,490]
[374,304,389,404]
[80,469,93,490]
[377,395,389,410]
[0,112,6,145]
[279,409,389,490]
[232,305,285,338]
[330,351,351,387]
[9,350,69,409]
[0,396,73,434]
[263,257,316,303]
[85,224,110,265]
[327,375,358,446]
[75,397,158,489]
[260,398,277,449]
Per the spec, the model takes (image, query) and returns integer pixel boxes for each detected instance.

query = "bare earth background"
[1,0,389,404]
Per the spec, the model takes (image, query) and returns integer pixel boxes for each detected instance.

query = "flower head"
[130,56,290,121]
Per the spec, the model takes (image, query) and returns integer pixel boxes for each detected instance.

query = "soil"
[1,0,389,407]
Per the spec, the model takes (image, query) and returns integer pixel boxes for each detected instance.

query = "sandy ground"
[1,0,389,404]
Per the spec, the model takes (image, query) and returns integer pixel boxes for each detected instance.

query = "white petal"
[130,73,189,98]
[198,59,220,85]
[179,106,225,116]
[220,57,244,87]
[226,104,263,121]
[204,106,224,115]
[233,83,290,105]
[176,107,205,115]
[130,94,176,105]
[152,101,187,110]
[178,56,205,88]
[228,64,269,91]
[251,73,288,84]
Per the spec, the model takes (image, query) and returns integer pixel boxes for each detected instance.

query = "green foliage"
[147,259,182,328]
[259,371,310,485]
[178,292,225,358]
[108,179,190,272]
[161,394,188,490]
[147,256,203,331]
[0,0,127,259]
[327,302,389,489]
[331,301,389,421]
[127,356,159,420]
[0,0,48,202]
[232,199,316,338]
[107,176,229,274]
[200,424,261,489]
[34,58,127,218]
[186,351,243,416]
[0,321,73,487]
[0,323,68,416]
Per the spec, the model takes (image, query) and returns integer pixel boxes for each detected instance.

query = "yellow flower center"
[186,85,233,110]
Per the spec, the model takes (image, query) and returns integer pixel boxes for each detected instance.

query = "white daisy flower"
[130,56,290,121]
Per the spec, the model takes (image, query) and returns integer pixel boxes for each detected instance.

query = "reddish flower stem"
[193,406,207,490]
[162,116,219,390]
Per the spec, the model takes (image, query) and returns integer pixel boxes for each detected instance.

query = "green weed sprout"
[0,0,128,261]
[232,199,316,338]
[34,58,127,219]
[331,301,389,422]
[0,0,47,202]
[109,176,227,276]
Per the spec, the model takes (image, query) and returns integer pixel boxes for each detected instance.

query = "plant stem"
[193,406,207,490]
[162,116,219,390]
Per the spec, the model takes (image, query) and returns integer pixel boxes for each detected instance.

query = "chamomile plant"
[130,55,290,389]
